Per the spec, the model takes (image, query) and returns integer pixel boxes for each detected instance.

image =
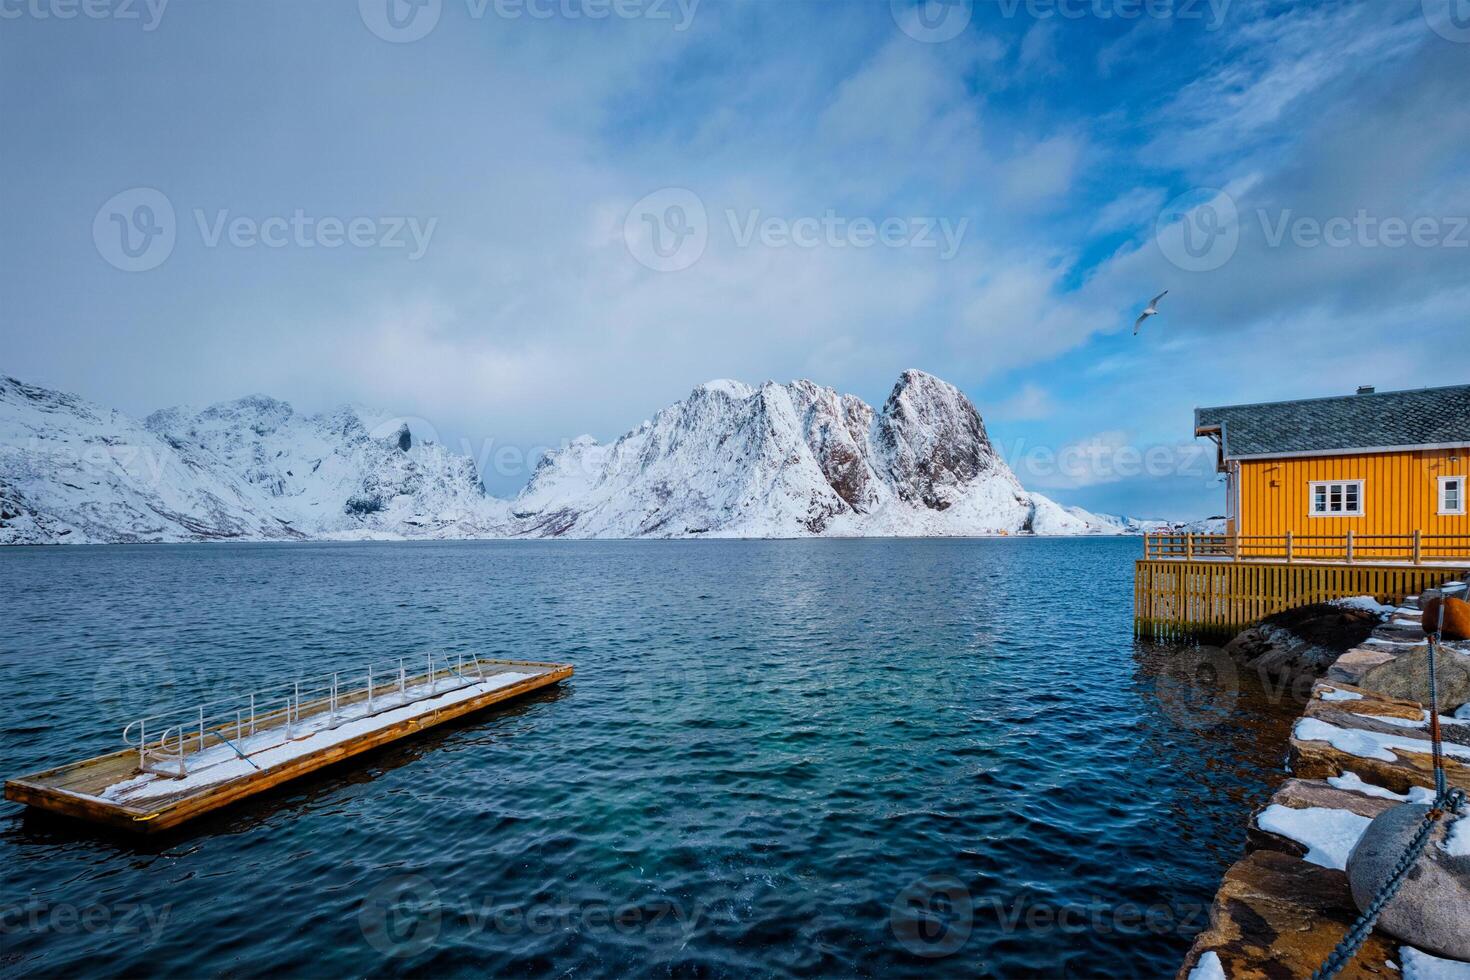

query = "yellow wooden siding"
[1134,558,1470,640]
[1237,449,1469,540]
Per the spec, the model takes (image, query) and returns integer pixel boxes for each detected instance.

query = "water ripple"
[0,539,1295,977]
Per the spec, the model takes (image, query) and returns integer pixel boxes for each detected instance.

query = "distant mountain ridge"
[0,376,501,545]
[510,371,1110,538]
[0,371,1195,545]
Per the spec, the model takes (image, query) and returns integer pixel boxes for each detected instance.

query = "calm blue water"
[0,539,1296,978]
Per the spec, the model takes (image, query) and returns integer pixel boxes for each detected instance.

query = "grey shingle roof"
[1195,384,1470,458]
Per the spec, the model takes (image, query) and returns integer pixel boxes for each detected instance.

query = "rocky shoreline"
[1179,583,1470,979]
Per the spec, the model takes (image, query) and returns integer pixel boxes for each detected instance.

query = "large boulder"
[1358,646,1470,713]
[1224,603,1383,691]
[1422,596,1470,642]
[1345,803,1470,961]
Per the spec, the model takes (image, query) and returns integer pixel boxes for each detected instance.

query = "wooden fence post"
[1285,531,1294,564]
[1413,530,1422,565]
[1345,530,1354,564]
[1186,532,1193,560]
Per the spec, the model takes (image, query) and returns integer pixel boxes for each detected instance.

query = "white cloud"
[1017,20,1061,77]
[1151,5,1426,171]
[1090,187,1167,236]
[1002,134,1082,202]
[994,383,1055,421]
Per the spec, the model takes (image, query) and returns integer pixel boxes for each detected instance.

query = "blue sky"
[3,0,1468,517]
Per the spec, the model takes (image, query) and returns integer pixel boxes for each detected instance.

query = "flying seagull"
[1133,290,1168,335]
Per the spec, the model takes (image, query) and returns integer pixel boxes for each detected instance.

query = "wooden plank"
[1133,559,1470,640]
[4,660,572,833]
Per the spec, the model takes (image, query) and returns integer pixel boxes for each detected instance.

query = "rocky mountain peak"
[506,369,1109,538]
[2,371,1122,543]
[876,369,996,511]
[690,379,756,402]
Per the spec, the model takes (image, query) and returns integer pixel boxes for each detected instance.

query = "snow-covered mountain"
[0,377,291,545]
[145,397,501,539]
[0,370,1153,545]
[508,370,1116,538]
[0,376,503,544]
[1093,514,1229,535]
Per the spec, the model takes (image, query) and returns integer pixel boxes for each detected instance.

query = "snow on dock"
[4,656,572,832]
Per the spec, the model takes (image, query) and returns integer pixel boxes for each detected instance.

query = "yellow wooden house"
[1137,384,1470,637]
[1194,384,1470,557]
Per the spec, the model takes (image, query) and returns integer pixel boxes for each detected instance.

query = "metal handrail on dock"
[6,654,573,833]
[1143,531,1470,565]
[121,652,509,780]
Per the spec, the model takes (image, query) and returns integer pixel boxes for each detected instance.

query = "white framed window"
[1440,476,1466,516]
[1309,480,1364,516]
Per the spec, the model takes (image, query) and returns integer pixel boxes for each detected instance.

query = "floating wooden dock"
[5,655,572,833]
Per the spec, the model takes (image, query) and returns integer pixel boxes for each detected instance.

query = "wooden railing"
[1143,531,1470,565]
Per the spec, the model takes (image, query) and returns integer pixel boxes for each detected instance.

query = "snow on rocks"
[1186,950,1226,980]
[1327,772,1437,804]
[1400,947,1470,980]
[1446,810,1470,859]
[1187,589,1470,979]
[1334,596,1397,618]
[1255,803,1372,870]
[1176,849,1401,979]
[1372,709,1466,730]
[1294,717,1470,765]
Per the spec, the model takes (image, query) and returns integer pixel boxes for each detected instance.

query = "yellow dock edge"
[4,662,572,833]
[1134,559,1470,641]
